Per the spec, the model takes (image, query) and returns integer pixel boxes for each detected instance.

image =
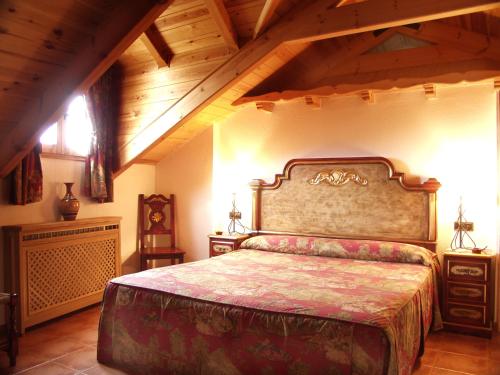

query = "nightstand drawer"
[208,234,250,257]
[211,242,234,254]
[445,302,486,327]
[447,282,486,304]
[447,259,488,282]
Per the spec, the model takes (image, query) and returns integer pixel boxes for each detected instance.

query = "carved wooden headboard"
[250,157,441,251]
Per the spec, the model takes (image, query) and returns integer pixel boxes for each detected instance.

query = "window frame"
[40,95,92,161]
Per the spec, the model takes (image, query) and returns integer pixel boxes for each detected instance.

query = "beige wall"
[213,83,498,255]
[155,127,213,262]
[155,83,497,259]
[0,158,156,322]
[211,82,499,329]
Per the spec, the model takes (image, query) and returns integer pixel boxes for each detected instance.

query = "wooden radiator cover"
[3,217,121,333]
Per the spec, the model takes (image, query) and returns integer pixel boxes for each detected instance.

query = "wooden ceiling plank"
[204,0,239,50]
[0,0,173,177]
[253,0,284,39]
[140,24,174,69]
[118,0,500,170]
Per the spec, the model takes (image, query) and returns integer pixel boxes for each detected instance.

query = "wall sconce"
[450,197,484,253]
[228,193,246,235]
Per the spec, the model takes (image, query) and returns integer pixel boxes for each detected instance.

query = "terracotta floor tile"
[53,346,98,371]
[0,350,51,374]
[434,352,489,374]
[436,333,490,357]
[34,337,86,360]
[488,360,500,375]
[412,364,432,374]
[420,349,439,366]
[430,368,470,375]
[66,328,98,347]
[17,361,76,375]
[81,363,127,375]
[425,332,447,350]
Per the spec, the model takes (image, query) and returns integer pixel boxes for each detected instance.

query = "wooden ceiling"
[0,0,499,177]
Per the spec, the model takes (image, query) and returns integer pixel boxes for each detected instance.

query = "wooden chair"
[138,194,185,271]
[0,293,18,366]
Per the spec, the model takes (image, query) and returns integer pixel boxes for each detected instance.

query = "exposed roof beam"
[0,0,172,177]
[118,0,500,169]
[253,0,284,39]
[232,59,499,104]
[205,0,239,50]
[140,24,173,69]
[397,21,500,60]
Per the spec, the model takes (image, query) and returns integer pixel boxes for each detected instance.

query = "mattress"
[97,235,442,375]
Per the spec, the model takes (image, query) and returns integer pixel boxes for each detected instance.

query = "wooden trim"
[0,0,173,178]
[116,0,499,172]
[250,157,441,192]
[253,0,284,39]
[204,0,239,51]
[41,153,86,162]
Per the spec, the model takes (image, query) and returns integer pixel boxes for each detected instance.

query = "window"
[40,95,93,157]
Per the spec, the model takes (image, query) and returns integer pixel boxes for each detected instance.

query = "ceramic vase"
[60,182,80,221]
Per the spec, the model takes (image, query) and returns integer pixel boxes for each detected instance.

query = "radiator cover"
[3,217,121,333]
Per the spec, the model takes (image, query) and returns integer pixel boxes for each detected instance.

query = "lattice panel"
[27,239,117,315]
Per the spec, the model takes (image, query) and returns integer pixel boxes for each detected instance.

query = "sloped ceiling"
[0,0,499,178]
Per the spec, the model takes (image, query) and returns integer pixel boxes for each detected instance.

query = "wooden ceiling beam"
[232,59,499,105]
[205,0,239,51]
[117,0,500,170]
[397,21,500,60]
[253,0,284,39]
[140,24,173,69]
[0,0,172,177]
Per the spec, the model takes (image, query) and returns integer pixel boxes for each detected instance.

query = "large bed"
[97,157,443,375]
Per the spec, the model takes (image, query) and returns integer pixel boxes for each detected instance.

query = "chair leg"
[7,294,18,367]
[140,256,147,271]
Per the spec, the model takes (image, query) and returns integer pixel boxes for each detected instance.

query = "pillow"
[240,235,437,267]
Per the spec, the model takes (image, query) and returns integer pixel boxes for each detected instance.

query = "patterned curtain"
[10,143,43,205]
[84,65,119,203]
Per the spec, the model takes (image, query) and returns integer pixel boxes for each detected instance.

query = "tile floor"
[0,305,499,374]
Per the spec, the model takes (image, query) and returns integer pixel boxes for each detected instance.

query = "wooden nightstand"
[208,234,250,257]
[442,250,496,338]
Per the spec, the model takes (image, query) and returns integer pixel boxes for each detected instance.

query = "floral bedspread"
[97,236,442,375]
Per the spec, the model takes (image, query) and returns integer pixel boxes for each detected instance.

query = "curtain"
[84,65,119,203]
[10,143,43,205]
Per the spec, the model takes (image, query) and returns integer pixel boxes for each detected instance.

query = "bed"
[97,157,443,375]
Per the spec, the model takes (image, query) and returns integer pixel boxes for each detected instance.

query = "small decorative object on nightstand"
[208,233,250,257]
[442,250,496,338]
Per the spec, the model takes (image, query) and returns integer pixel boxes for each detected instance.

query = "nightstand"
[208,234,250,257]
[442,250,496,338]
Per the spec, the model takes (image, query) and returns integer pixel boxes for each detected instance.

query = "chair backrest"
[138,194,176,251]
